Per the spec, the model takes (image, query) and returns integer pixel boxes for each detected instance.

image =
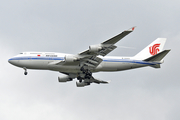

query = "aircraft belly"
[22,60,48,69]
[48,64,80,73]
[96,61,147,72]
[97,62,132,71]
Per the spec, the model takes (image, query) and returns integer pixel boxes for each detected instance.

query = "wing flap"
[79,56,103,69]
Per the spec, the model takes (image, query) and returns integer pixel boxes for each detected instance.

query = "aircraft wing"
[79,26,135,56]
[77,27,135,70]
[51,27,135,68]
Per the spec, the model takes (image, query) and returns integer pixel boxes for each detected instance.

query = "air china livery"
[8,27,170,87]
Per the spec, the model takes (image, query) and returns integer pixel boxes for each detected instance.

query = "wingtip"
[127,26,136,31]
[107,80,111,83]
[102,80,111,84]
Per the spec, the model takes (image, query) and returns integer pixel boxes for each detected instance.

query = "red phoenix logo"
[149,44,160,55]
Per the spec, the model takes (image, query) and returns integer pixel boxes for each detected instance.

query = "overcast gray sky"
[0,0,179,120]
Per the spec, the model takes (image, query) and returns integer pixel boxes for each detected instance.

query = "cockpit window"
[20,53,23,54]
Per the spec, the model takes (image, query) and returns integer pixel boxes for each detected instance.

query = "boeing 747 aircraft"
[8,27,170,87]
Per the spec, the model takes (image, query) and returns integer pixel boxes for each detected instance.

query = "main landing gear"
[23,67,28,75]
[78,67,92,81]
[83,69,92,79]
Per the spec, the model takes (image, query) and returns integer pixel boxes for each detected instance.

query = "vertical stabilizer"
[134,38,166,60]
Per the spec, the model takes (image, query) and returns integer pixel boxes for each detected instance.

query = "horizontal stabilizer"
[144,49,171,62]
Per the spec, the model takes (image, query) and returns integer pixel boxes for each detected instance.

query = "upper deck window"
[30,53,42,54]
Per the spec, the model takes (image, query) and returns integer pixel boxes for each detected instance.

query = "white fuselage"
[8,52,159,74]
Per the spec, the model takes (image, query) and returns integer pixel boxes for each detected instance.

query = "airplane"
[8,27,170,87]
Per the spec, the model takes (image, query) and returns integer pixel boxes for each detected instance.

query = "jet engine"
[89,44,103,52]
[76,80,90,87]
[64,55,79,63]
[58,75,73,82]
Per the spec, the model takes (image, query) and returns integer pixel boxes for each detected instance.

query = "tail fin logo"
[149,44,160,55]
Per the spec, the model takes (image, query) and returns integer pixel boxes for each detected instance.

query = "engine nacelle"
[65,55,78,63]
[89,44,103,52]
[76,80,90,87]
[58,75,73,82]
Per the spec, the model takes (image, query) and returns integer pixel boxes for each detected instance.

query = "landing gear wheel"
[24,72,28,75]
[85,74,91,79]
[80,67,92,78]
[77,76,82,82]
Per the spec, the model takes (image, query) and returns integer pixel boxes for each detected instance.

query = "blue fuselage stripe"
[9,57,64,61]
[9,56,159,65]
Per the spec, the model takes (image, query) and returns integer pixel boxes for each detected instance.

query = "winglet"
[127,26,136,31]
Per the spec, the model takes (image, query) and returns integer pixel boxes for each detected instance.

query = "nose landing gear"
[24,71,28,75]
[23,67,28,75]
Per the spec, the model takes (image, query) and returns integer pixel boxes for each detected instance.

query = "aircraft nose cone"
[8,58,14,64]
[8,58,17,65]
